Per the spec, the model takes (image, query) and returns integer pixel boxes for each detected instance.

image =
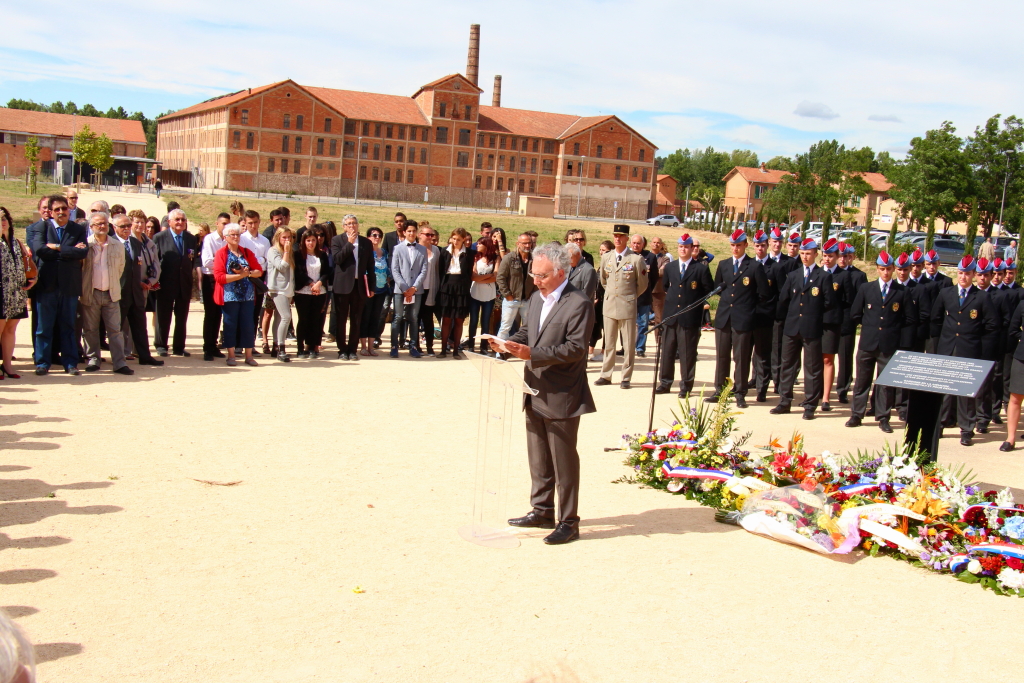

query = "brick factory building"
[156,26,658,219]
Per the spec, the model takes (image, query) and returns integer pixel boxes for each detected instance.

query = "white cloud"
[793,101,840,120]
[868,114,903,123]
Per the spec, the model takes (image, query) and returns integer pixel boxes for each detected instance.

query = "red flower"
[980,555,1005,573]
[1007,557,1024,571]
[800,477,818,491]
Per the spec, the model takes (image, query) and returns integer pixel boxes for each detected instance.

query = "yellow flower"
[352,586,365,594]
[639,453,648,462]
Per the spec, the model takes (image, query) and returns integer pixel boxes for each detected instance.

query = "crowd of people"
[10,191,1024,452]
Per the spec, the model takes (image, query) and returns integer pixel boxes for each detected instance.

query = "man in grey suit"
[491,242,596,545]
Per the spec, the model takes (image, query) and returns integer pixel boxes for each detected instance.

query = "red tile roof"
[160,82,285,120]
[725,166,793,184]
[305,87,429,126]
[0,108,146,143]
[477,106,580,138]
[856,171,893,193]
[411,74,483,97]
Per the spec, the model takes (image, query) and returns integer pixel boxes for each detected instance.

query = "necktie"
[174,234,183,254]
[804,268,810,286]
[616,253,622,266]
[733,258,739,274]
[56,225,63,242]
[680,261,686,278]
[959,289,966,307]
[124,239,132,260]
[882,282,888,300]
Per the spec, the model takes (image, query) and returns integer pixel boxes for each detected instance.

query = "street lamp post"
[575,156,586,217]
[998,149,1012,234]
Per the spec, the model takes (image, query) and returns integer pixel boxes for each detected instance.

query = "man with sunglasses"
[30,195,88,375]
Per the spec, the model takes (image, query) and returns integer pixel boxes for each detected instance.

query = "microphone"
[708,283,725,297]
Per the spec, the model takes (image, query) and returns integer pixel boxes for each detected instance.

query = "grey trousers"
[601,316,637,381]
[82,290,126,369]
[525,405,581,525]
[270,293,292,347]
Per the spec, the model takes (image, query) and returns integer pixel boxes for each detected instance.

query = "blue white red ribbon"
[661,464,732,481]
[640,440,697,451]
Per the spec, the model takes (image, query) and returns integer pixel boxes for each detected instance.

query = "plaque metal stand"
[459,351,538,548]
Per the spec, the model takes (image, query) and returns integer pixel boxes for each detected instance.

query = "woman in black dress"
[0,207,31,377]
[436,228,475,358]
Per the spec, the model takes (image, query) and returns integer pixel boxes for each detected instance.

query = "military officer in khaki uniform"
[595,224,649,389]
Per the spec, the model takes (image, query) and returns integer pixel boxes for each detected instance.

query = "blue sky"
[3,0,1022,161]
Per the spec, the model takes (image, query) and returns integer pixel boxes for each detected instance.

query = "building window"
[233,131,240,148]
[282,159,289,173]
[477,133,484,146]
[409,126,416,140]
[336,119,345,134]
[398,125,405,140]
[508,177,515,191]
[642,168,649,182]
[397,146,405,162]
[407,170,414,183]
[639,149,646,162]
[372,167,379,180]
[543,140,555,154]
[360,142,368,159]
[435,127,448,144]
[362,122,369,136]
[489,135,496,148]
[465,105,472,119]
[510,137,518,151]
[420,149,427,164]
[517,179,525,193]
[594,163,601,179]
[497,178,504,191]
[475,176,482,189]
[246,132,254,149]
[283,114,290,129]
[294,160,301,173]
[632,167,638,178]
[421,128,429,142]
[396,169,403,183]
[529,180,536,193]
[487,154,495,170]
[753,185,766,199]
[282,136,290,153]
[268,158,275,172]
[459,129,471,146]
[294,137,302,154]
[316,162,323,169]
[596,145,603,158]
[333,140,341,156]
[296,115,304,130]
[578,163,583,177]
[542,159,553,175]
[385,145,392,161]
[476,153,483,169]
[317,138,325,155]
[241,109,249,124]
[498,136,505,150]
[486,177,493,189]
[615,166,621,180]
[850,195,862,207]
[328,162,335,170]
[383,169,391,182]
[373,143,380,160]
[573,142,580,155]
[386,125,393,139]
[457,151,469,167]
[359,165,367,180]
[530,158,537,173]
[374,123,381,137]
[439,102,447,118]
[498,155,505,171]
[532,139,539,152]
[566,161,573,175]
[520,157,527,173]
[509,156,516,172]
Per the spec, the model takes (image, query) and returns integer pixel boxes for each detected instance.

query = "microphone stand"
[647,286,723,433]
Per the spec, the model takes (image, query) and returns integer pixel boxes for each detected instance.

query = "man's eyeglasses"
[569,237,585,243]
[52,207,68,213]
[528,270,554,280]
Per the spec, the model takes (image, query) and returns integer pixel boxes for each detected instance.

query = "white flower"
[998,567,1024,591]
[968,559,983,575]
[996,488,1016,507]
[655,427,670,437]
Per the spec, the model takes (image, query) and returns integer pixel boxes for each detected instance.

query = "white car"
[647,214,680,227]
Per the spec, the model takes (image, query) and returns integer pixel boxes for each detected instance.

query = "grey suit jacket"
[509,282,597,420]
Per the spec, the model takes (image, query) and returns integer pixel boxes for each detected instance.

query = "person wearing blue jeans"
[495,232,536,345]
[631,233,658,358]
[389,221,427,357]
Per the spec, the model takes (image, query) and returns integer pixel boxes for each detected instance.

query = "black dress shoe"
[1000,441,1015,452]
[636,350,645,358]
[820,402,832,412]
[593,377,611,386]
[735,396,747,408]
[203,353,213,361]
[756,391,767,403]
[211,349,225,358]
[508,511,556,529]
[85,363,100,372]
[879,419,893,433]
[770,405,791,414]
[654,385,671,394]
[338,351,346,359]
[703,395,719,404]
[845,416,862,427]
[960,434,973,447]
[837,393,849,404]
[114,366,135,375]
[543,522,580,545]
[139,357,164,366]
[977,424,989,434]
[156,348,168,357]
[802,409,815,420]
[994,415,1004,425]
[620,381,631,389]
[172,350,190,357]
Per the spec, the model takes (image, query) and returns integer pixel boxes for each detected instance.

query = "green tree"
[863,211,873,261]
[964,114,1024,235]
[88,133,115,185]
[887,122,971,232]
[964,199,980,257]
[840,146,878,173]
[765,155,794,171]
[887,217,899,254]
[761,177,800,225]
[925,214,936,251]
[71,124,98,187]
[24,136,41,194]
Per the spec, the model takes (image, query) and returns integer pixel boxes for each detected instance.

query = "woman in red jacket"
[213,225,263,367]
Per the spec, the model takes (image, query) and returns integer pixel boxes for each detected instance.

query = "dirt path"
[2,307,1023,682]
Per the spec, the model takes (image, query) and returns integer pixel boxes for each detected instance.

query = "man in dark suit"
[836,242,867,403]
[497,242,596,546]
[30,195,88,375]
[974,257,1010,433]
[1002,258,1023,410]
[151,209,197,356]
[767,228,792,393]
[382,212,408,256]
[26,196,52,358]
[845,251,916,432]
[111,215,163,367]
[771,238,838,419]
[932,255,1000,446]
[750,229,781,403]
[656,234,714,397]
[331,214,374,360]
[818,238,847,412]
[709,229,769,408]
[919,249,952,353]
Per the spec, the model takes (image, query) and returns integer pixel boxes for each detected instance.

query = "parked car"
[931,238,968,264]
[647,214,679,227]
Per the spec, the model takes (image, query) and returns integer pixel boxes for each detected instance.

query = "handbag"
[17,240,37,280]
[251,275,269,298]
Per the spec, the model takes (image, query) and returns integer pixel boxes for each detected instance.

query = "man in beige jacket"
[81,212,133,375]
[595,224,649,388]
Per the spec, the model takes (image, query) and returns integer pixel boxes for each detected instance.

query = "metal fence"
[556,195,651,221]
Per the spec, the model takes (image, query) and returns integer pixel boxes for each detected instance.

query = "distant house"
[0,108,153,185]
[654,174,678,215]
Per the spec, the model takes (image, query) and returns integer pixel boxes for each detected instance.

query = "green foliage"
[6,97,161,159]
[661,146,758,192]
[90,134,114,174]
[925,213,937,251]
[964,114,1024,236]
[964,198,980,256]
[887,218,899,254]
[863,211,873,260]
[23,136,40,195]
[887,121,971,231]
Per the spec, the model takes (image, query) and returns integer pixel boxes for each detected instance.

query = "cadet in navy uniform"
[750,229,781,403]
[974,258,1011,433]
[845,251,917,431]
[931,255,1000,446]
[767,228,794,393]
[1001,290,1024,451]
[818,238,846,411]
[1002,258,1023,412]
[771,237,837,420]
[918,249,952,353]
[709,229,770,408]
[655,234,714,397]
[836,242,867,403]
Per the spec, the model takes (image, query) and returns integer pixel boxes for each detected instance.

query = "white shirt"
[679,257,693,274]
[879,278,892,296]
[295,254,321,295]
[734,255,745,270]
[90,239,110,291]
[470,257,496,302]
[201,230,227,275]
[447,246,465,274]
[240,230,271,269]
[538,278,569,331]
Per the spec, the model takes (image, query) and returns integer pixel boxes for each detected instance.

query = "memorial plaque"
[875,351,994,398]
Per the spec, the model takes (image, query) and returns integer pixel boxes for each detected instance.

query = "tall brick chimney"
[492,75,502,107]
[467,24,480,86]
